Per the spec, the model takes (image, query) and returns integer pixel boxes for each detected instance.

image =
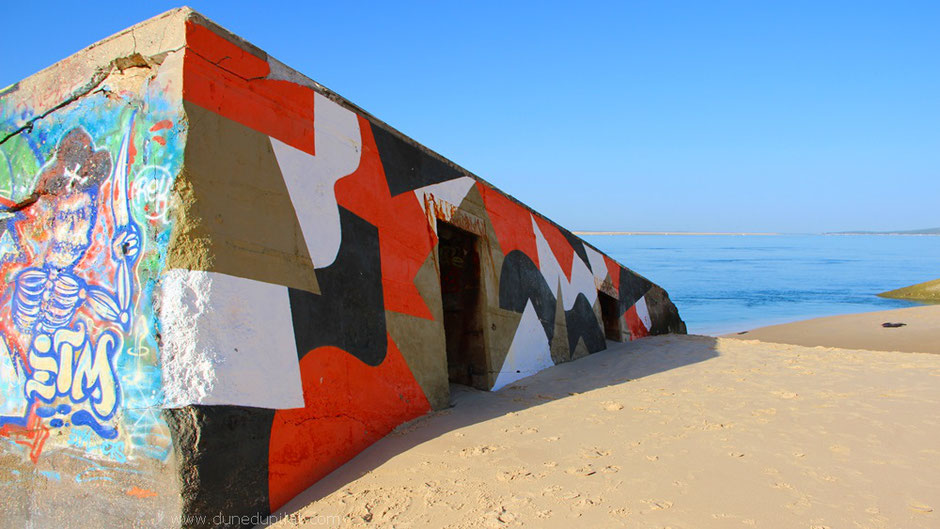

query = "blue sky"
[2,1,937,233]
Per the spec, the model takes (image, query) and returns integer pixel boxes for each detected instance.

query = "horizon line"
[573,231,783,236]
[573,231,940,237]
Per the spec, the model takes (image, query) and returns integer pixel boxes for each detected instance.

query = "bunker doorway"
[598,291,622,341]
[437,222,487,390]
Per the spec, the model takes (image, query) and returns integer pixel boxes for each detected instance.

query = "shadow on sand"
[261,334,719,526]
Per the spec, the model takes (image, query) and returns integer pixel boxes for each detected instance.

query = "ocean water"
[581,234,940,336]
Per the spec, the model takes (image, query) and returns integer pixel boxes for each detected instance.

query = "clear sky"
[2,1,937,233]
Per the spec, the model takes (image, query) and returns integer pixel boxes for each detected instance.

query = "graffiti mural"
[0,81,184,469]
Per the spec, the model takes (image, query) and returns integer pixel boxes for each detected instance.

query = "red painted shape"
[149,120,173,132]
[624,304,650,341]
[0,407,49,464]
[182,21,317,155]
[334,117,437,319]
[186,21,270,79]
[604,255,621,292]
[532,215,574,282]
[126,486,158,499]
[152,136,166,146]
[477,182,538,267]
[267,336,430,512]
[127,118,137,166]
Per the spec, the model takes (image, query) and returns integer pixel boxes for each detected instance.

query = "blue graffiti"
[0,115,141,442]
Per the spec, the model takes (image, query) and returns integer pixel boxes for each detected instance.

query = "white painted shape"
[159,270,304,409]
[271,92,362,269]
[636,295,652,330]
[531,216,597,310]
[267,57,323,90]
[492,300,554,391]
[585,246,610,284]
[414,176,476,215]
[532,214,566,302]
[569,251,598,307]
[0,230,18,262]
[0,338,26,416]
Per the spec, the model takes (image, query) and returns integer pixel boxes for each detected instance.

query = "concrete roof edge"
[3,7,190,98]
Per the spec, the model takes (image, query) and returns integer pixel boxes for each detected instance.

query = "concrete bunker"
[0,8,686,528]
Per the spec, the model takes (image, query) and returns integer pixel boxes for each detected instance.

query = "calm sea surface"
[581,234,940,336]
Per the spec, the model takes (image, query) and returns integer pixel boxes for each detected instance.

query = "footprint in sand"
[459,445,501,457]
[609,507,631,518]
[574,497,600,509]
[702,420,733,431]
[566,465,597,477]
[601,465,620,474]
[828,444,851,455]
[545,436,561,442]
[603,401,625,411]
[496,468,535,482]
[772,391,799,399]
[580,447,612,459]
[642,499,673,511]
[752,408,777,416]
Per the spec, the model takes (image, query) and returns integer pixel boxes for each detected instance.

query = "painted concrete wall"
[0,8,685,528]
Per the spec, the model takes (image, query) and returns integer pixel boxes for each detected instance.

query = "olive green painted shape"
[167,102,319,293]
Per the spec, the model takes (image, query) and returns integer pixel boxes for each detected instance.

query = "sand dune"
[265,332,940,528]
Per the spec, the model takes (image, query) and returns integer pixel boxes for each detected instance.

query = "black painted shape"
[498,250,557,342]
[618,268,653,316]
[644,284,688,335]
[164,406,275,529]
[372,123,464,197]
[561,228,591,271]
[289,206,387,366]
[565,293,608,355]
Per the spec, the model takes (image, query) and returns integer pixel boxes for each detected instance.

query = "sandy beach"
[263,307,940,529]
[726,305,940,354]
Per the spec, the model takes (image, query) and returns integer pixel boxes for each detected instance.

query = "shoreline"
[722,304,940,354]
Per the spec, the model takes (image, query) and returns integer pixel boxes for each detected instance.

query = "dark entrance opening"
[438,222,487,389]
[598,291,621,341]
